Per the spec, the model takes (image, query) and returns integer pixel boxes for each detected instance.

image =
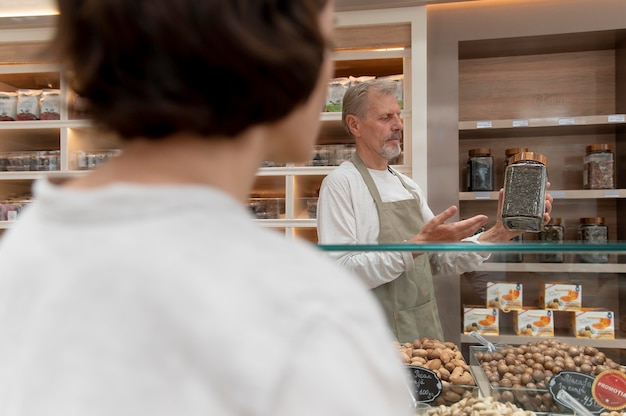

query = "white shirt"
[0,178,412,416]
[317,161,487,289]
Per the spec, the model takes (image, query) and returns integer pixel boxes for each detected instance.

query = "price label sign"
[549,371,603,414]
[406,366,442,403]
[593,370,626,411]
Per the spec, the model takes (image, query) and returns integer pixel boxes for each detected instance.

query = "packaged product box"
[572,309,615,339]
[0,91,17,121]
[463,306,499,335]
[16,89,42,121]
[380,74,404,109]
[486,282,523,311]
[514,308,554,337]
[324,77,349,112]
[539,282,582,311]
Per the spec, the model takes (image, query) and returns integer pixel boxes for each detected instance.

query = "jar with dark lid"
[578,217,608,263]
[467,148,494,191]
[538,217,564,263]
[501,152,548,232]
[583,143,614,189]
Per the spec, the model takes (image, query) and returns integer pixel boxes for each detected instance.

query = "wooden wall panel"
[459,50,616,121]
[333,23,411,50]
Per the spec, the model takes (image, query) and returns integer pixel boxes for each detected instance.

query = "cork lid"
[505,147,529,157]
[548,218,562,225]
[469,148,491,156]
[580,217,605,225]
[585,143,612,153]
[509,151,548,166]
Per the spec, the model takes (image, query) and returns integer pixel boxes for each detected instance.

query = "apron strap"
[351,153,384,204]
[352,153,419,204]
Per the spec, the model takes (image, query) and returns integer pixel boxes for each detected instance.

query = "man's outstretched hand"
[408,205,487,244]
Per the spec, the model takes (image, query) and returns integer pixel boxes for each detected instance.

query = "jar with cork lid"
[467,148,494,191]
[578,217,608,263]
[583,143,614,189]
[501,152,548,232]
[504,147,529,168]
[538,217,564,263]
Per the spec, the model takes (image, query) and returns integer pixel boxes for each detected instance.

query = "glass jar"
[538,218,564,263]
[504,147,529,168]
[578,217,608,263]
[501,234,523,263]
[467,148,494,191]
[308,145,330,166]
[583,143,614,189]
[501,152,548,232]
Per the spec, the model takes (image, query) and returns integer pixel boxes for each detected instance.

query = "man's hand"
[408,205,487,244]
[479,183,553,242]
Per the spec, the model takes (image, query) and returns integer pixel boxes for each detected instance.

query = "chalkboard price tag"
[549,371,604,414]
[406,366,442,403]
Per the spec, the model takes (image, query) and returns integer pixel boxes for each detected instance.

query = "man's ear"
[345,114,360,137]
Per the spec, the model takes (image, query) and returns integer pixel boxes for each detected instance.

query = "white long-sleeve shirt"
[0,178,412,416]
[317,161,488,289]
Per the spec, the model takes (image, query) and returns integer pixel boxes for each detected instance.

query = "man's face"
[358,90,403,161]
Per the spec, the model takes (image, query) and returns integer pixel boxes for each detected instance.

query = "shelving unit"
[0,9,428,244]
[427,0,626,362]
[248,7,427,242]
[456,27,626,358]
[0,17,124,237]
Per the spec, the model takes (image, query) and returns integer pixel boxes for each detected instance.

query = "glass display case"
[319,241,626,415]
[318,241,626,364]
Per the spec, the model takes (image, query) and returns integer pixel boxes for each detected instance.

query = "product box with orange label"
[539,282,582,311]
[572,309,615,339]
[514,308,554,337]
[463,306,499,335]
[486,282,523,311]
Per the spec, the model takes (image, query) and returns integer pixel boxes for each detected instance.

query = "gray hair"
[341,79,399,136]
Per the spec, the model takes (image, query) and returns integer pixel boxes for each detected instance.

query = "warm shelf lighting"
[372,47,406,52]
[0,0,58,18]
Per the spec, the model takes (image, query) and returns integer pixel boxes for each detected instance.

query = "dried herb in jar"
[501,152,548,232]
[467,148,494,191]
[500,234,523,263]
[578,217,608,263]
[538,218,564,263]
[583,143,614,189]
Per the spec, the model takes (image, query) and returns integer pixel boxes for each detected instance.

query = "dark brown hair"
[54,0,329,139]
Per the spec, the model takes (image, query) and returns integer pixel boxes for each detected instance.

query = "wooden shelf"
[459,114,626,130]
[460,189,626,201]
[460,333,626,350]
[255,219,317,228]
[477,262,626,274]
[0,120,91,131]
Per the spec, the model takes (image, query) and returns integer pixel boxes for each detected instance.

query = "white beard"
[381,139,402,160]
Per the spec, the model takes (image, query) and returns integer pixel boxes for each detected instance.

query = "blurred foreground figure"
[0,1,411,415]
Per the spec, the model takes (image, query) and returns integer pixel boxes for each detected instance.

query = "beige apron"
[352,154,444,342]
